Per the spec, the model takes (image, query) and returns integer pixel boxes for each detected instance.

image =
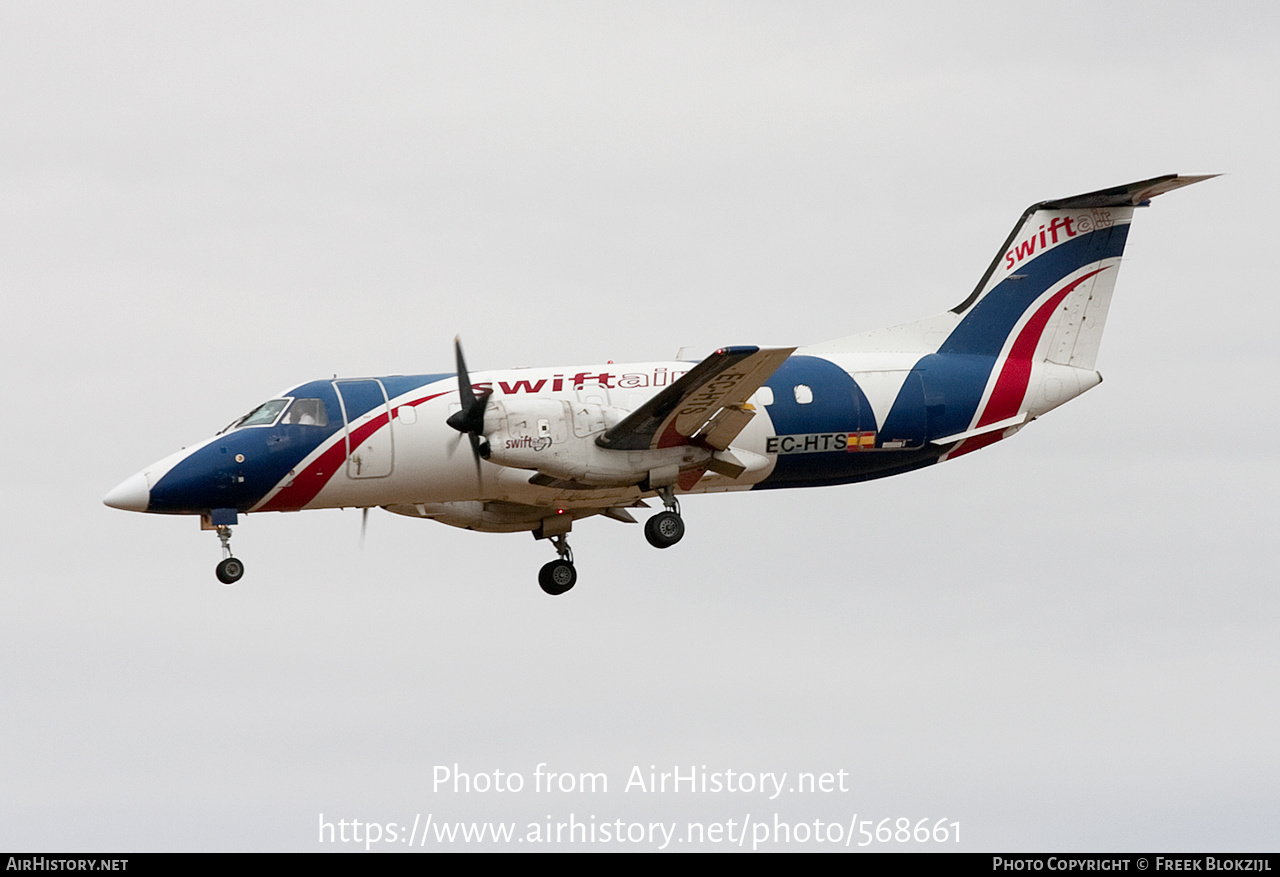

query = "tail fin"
[943,174,1216,368]
[807,175,1215,452]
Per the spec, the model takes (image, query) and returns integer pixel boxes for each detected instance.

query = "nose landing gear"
[213,525,244,584]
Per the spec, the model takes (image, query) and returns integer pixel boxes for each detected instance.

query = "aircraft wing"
[596,345,794,452]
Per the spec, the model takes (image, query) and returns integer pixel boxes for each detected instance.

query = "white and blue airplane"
[105,174,1213,594]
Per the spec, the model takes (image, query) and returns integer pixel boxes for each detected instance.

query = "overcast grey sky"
[3,1,1277,851]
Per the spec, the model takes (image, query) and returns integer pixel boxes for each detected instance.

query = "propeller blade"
[446,336,492,434]
[454,335,474,408]
[446,335,491,488]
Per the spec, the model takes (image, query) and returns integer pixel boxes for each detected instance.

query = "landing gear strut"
[644,487,685,549]
[538,534,576,596]
[214,525,245,584]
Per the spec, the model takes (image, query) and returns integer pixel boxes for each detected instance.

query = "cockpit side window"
[283,398,328,426]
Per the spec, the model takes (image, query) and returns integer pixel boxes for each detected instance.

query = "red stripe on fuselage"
[974,267,1108,429]
[257,390,451,511]
[944,428,1005,460]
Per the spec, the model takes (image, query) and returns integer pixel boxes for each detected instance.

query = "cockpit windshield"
[220,399,290,433]
[219,397,330,434]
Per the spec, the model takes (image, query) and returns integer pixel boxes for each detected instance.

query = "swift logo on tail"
[1004,216,1080,269]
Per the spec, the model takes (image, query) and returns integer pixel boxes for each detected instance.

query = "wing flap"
[596,346,794,452]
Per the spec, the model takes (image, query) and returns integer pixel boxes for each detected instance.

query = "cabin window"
[756,387,775,407]
[793,384,813,404]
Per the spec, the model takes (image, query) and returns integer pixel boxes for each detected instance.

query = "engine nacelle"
[482,398,709,486]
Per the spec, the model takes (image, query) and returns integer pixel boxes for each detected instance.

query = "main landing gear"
[214,525,245,585]
[538,535,576,596]
[533,490,686,596]
[644,487,685,549]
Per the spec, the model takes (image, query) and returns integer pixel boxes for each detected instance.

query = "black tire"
[538,560,577,595]
[644,511,685,549]
[216,557,245,584]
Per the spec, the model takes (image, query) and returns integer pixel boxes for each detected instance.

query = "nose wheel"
[538,534,576,595]
[216,556,245,584]
[214,525,245,584]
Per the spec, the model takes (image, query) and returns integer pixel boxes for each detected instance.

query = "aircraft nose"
[104,471,150,512]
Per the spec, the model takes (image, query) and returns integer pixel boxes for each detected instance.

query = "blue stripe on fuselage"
[754,356,878,489]
[147,374,451,513]
[377,373,453,401]
[755,225,1129,490]
[877,354,995,448]
[147,419,341,513]
[877,223,1129,447]
[942,223,1129,357]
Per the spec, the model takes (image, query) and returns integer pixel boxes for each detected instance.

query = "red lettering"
[497,379,547,394]
[1007,215,1089,271]
[1004,215,1096,272]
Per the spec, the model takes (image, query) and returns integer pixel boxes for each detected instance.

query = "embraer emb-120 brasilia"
[105,174,1214,595]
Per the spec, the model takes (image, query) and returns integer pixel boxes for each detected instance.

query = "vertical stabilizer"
[929,174,1217,455]
[944,174,1216,370]
[811,175,1216,456]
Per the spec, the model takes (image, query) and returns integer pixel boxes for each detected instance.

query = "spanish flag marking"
[846,431,876,451]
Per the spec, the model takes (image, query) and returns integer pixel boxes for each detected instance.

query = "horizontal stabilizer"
[955,173,1218,316]
[1038,174,1220,210]
[931,412,1029,446]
